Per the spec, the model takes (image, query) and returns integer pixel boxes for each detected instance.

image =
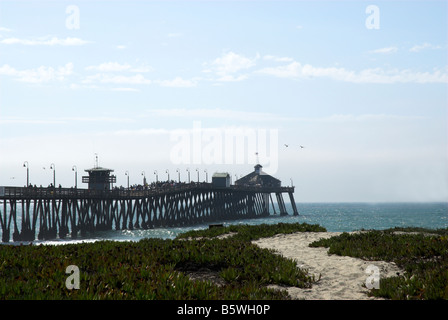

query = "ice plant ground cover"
[309,227,448,300]
[0,223,324,299]
[0,223,447,299]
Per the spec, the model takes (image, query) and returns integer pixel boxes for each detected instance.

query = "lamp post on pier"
[186,168,190,183]
[154,170,158,183]
[166,169,170,182]
[204,169,208,183]
[125,171,129,189]
[176,168,180,183]
[196,168,199,183]
[23,161,29,186]
[141,171,146,186]
[72,165,77,188]
[50,163,55,187]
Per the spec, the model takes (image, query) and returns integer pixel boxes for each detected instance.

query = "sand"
[253,232,403,300]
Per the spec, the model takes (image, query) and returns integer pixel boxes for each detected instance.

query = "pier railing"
[0,184,294,199]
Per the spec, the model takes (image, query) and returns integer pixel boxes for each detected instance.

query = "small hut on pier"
[212,172,231,188]
[82,167,116,191]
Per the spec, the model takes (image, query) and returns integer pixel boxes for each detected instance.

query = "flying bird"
[300,145,305,149]
[284,144,289,147]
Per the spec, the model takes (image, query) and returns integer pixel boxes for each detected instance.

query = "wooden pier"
[0,183,298,242]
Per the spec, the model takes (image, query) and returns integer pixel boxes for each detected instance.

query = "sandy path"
[253,232,403,300]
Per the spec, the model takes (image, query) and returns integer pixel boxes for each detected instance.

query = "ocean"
[1,202,447,245]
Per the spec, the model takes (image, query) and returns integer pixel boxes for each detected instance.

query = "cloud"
[204,51,257,82]
[147,108,426,124]
[82,62,154,87]
[212,51,256,74]
[0,27,13,32]
[116,45,126,50]
[82,74,198,87]
[257,61,448,84]
[111,128,171,136]
[258,61,303,78]
[85,62,152,73]
[82,73,152,85]
[155,77,198,87]
[370,46,398,54]
[111,87,140,92]
[0,63,74,83]
[0,115,135,125]
[214,74,248,82]
[314,113,427,123]
[410,43,442,52]
[144,107,292,122]
[86,62,132,72]
[263,55,294,62]
[0,36,91,46]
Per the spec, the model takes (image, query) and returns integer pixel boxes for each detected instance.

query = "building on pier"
[82,166,116,190]
[235,164,281,187]
[212,172,231,188]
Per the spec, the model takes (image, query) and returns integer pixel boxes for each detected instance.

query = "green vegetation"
[310,227,448,300]
[177,222,327,241]
[0,222,325,300]
[2,223,446,300]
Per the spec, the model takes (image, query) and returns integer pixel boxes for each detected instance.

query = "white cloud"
[111,87,140,92]
[111,128,171,136]
[212,51,256,74]
[116,45,126,50]
[0,63,74,83]
[0,64,17,76]
[258,61,303,78]
[130,65,153,73]
[410,43,442,52]
[0,117,65,125]
[257,61,448,84]
[155,77,198,87]
[82,73,152,85]
[0,115,135,125]
[86,62,132,72]
[204,51,257,82]
[0,27,13,32]
[144,107,291,122]
[146,108,426,124]
[85,62,153,73]
[370,46,398,54]
[263,55,294,62]
[0,36,91,46]
[315,113,427,123]
[215,74,248,82]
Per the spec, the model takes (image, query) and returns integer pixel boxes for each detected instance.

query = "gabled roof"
[235,164,281,186]
[84,167,114,173]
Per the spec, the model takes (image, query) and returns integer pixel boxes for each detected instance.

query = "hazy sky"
[1,0,447,202]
